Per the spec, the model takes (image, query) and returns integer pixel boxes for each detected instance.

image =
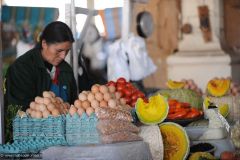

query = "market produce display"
[135,94,169,125]
[207,78,231,97]
[159,122,190,160]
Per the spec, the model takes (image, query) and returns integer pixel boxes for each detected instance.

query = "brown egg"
[50,97,57,103]
[87,92,95,101]
[35,111,43,119]
[35,96,44,104]
[74,100,82,109]
[47,103,56,111]
[95,92,103,101]
[56,97,63,103]
[120,98,126,105]
[115,92,122,99]
[77,107,85,116]
[51,109,60,117]
[49,91,56,97]
[42,110,50,118]
[78,93,87,101]
[86,107,94,116]
[99,85,109,94]
[91,99,100,109]
[30,101,36,110]
[108,85,116,93]
[81,100,91,110]
[99,100,108,108]
[26,108,32,114]
[38,104,47,112]
[43,91,52,98]
[91,84,100,93]
[30,110,36,118]
[108,99,117,108]
[103,93,111,101]
[69,105,77,116]
[43,97,51,105]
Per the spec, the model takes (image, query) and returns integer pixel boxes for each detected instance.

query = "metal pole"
[0,2,4,144]
[122,0,132,41]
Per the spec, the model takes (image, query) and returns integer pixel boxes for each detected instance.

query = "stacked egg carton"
[13,115,66,141]
[65,113,100,145]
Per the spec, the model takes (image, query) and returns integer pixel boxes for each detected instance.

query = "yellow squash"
[207,79,230,97]
[135,94,169,125]
[159,122,190,160]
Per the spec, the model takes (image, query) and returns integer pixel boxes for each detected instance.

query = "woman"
[4,21,78,110]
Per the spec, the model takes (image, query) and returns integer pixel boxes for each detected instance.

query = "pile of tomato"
[167,99,203,120]
[107,77,147,107]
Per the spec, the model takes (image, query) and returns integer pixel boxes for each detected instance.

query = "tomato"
[136,91,145,98]
[220,151,236,160]
[125,82,133,88]
[107,81,116,87]
[185,111,199,118]
[124,97,132,104]
[123,88,132,97]
[180,102,191,108]
[116,83,125,92]
[168,99,178,106]
[117,77,127,84]
[167,110,188,119]
[131,93,139,101]
[130,100,136,107]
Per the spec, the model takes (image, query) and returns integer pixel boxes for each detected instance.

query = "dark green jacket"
[4,47,77,110]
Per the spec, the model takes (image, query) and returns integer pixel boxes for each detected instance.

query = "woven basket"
[13,115,65,141]
[65,113,100,145]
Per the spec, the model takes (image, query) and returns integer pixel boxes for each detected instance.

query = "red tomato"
[107,81,116,87]
[124,97,132,104]
[117,77,127,84]
[125,82,133,88]
[167,110,188,119]
[116,83,125,92]
[123,88,132,97]
[130,100,136,107]
[136,91,145,98]
[131,93,139,101]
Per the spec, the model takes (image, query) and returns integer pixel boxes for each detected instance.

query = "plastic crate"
[13,115,65,141]
[66,113,100,145]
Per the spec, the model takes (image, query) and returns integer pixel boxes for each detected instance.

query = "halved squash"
[207,79,230,97]
[159,122,190,160]
[166,80,185,89]
[135,94,169,125]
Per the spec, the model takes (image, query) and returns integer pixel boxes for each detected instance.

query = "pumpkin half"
[166,80,185,89]
[207,79,230,97]
[135,94,169,125]
[159,122,190,160]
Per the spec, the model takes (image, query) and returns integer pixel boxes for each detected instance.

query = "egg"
[115,92,122,99]
[82,100,91,110]
[86,107,94,116]
[87,92,95,101]
[108,85,116,93]
[35,96,44,104]
[30,101,36,110]
[51,97,57,103]
[74,100,82,109]
[69,105,77,116]
[103,93,111,101]
[108,99,117,108]
[30,110,36,118]
[42,110,50,118]
[99,85,109,94]
[91,84,100,93]
[38,104,47,112]
[43,97,51,105]
[78,93,87,101]
[91,99,100,109]
[43,91,52,98]
[77,107,85,116]
[35,111,43,119]
[49,91,56,97]
[47,103,56,111]
[99,100,108,108]
[56,97,63,103]
[63,102,70,109]
[51,109,60,117]
[95,92,103,101]
[26,108,32,114]
[120,98,126,105]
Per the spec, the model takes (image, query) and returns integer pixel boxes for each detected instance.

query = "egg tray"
[66,113,100,145]
[13,115,66,141]
[0,138,66,154]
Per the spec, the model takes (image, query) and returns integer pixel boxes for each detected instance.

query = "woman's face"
[41,40,72,66]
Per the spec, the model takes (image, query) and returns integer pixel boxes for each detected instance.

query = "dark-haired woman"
[4,21,78,110]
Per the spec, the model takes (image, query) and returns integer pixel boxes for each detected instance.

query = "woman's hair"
[37,21,74,48]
